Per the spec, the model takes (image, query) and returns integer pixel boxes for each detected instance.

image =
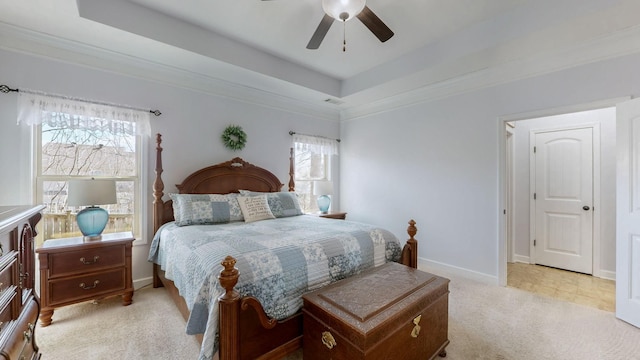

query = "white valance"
[292,133,339,156]
[17,92,151,136]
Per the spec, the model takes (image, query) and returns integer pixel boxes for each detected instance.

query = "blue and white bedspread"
[148,215,403,360]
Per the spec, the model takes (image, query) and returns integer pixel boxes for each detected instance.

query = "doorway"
[499,101,619,289]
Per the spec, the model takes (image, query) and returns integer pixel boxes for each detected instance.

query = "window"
[292,134,338,213]
[18,93,150,245]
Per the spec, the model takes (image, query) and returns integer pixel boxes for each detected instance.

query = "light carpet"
[37,273,640,360]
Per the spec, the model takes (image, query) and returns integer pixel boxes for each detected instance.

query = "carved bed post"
[218,256,242,360]
[402,219,418,269]
[288,147,295,192]
[153,133,165,234]
[153,134,165,288]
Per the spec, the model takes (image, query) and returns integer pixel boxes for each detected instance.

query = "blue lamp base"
[317,195,331,214]
[76,206,109,241]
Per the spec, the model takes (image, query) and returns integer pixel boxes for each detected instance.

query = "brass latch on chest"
[322,331,337,349]
[411,315,422,338]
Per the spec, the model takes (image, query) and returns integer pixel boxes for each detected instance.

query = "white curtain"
[292,133,339,156]
[17,92,151,136]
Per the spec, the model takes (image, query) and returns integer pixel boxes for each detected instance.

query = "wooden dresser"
[36,232,134,327]
[0,205,45,360]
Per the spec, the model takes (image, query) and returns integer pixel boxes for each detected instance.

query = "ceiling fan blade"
[306,14,334,49]
[356,6,394,43]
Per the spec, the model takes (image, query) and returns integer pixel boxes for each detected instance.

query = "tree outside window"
[38,118,140,241]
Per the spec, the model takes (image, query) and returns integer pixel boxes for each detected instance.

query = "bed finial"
[219,256,240,298]
[407,219,417,239]
[402,219,418,269]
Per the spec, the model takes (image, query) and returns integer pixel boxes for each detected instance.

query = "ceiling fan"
[263,0,394,50]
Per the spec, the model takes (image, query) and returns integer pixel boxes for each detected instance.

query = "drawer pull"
[411,315,422,338]
[23,322,34,343]
[79,280,100,290]
[80,256,100,265]
[321,331,337,350]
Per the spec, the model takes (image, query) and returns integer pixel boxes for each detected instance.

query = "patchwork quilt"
[148,215,402,360]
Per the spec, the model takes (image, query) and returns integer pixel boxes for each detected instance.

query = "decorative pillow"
[238,190,303,218]
[170,193,244,225]
[169,194,231,226]
[237,195,276,223]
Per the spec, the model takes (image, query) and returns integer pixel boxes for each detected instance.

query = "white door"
[616,98,640,328]
[534,128,593,274]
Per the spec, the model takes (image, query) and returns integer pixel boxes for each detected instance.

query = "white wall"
[511,108,617,276]
[0,48,339,287]
[340,51,640,283]
[3,46,639,286]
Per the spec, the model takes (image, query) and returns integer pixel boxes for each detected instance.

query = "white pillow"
[237,195,275,223]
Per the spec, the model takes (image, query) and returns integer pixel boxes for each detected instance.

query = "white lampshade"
[322,0,366,21]
[313,180,334,196]
[67,179,117,206]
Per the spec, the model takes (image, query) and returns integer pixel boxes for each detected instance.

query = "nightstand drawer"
[48,245,125,278]
[48,268,126,305]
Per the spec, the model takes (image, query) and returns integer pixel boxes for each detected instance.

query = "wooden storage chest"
[302,262,449,360]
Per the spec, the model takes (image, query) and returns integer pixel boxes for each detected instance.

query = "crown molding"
[0,22,341,122]
[3,18,640,124]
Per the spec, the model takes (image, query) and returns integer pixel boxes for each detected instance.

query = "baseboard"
[418,258,498,285]
[134,276,153,290]
[513,254,530,264]
[599,269,616,281]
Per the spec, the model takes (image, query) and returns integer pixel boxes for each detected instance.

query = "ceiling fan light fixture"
[322,0,365,22]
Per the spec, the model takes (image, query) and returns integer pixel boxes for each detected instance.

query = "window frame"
[293,141,333,214]
[33,123,148,246]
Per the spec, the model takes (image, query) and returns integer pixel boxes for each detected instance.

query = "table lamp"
[313,180,334,214]
[67,179,117,240]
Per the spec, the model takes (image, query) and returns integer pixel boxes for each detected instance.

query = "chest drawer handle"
[80,256,100,265]
[411,315,422,338]
[321,331,337,350]
[79,280,100,290]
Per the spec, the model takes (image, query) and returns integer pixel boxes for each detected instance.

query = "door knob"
[583,206,590,211]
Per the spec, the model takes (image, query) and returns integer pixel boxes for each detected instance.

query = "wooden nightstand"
[313,211,347,220]
[36,232,134,326]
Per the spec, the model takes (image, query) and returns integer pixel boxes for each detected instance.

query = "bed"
[149,134,419,360]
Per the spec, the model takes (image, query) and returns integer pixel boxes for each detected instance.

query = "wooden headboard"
[152,133,293,234]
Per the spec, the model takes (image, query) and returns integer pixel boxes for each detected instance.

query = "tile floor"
[507,262,615,312]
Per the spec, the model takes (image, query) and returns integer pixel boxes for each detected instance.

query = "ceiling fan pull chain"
[343,20,346,52]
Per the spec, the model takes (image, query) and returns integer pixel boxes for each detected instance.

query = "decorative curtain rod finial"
[0,84,18,93]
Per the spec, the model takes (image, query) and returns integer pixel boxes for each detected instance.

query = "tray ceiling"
[0,0,639,117]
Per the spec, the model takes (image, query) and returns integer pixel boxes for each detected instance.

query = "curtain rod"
[0,84,162,116]
[289,131,340,142]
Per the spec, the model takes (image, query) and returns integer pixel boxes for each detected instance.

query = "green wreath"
[221,125,247,151]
